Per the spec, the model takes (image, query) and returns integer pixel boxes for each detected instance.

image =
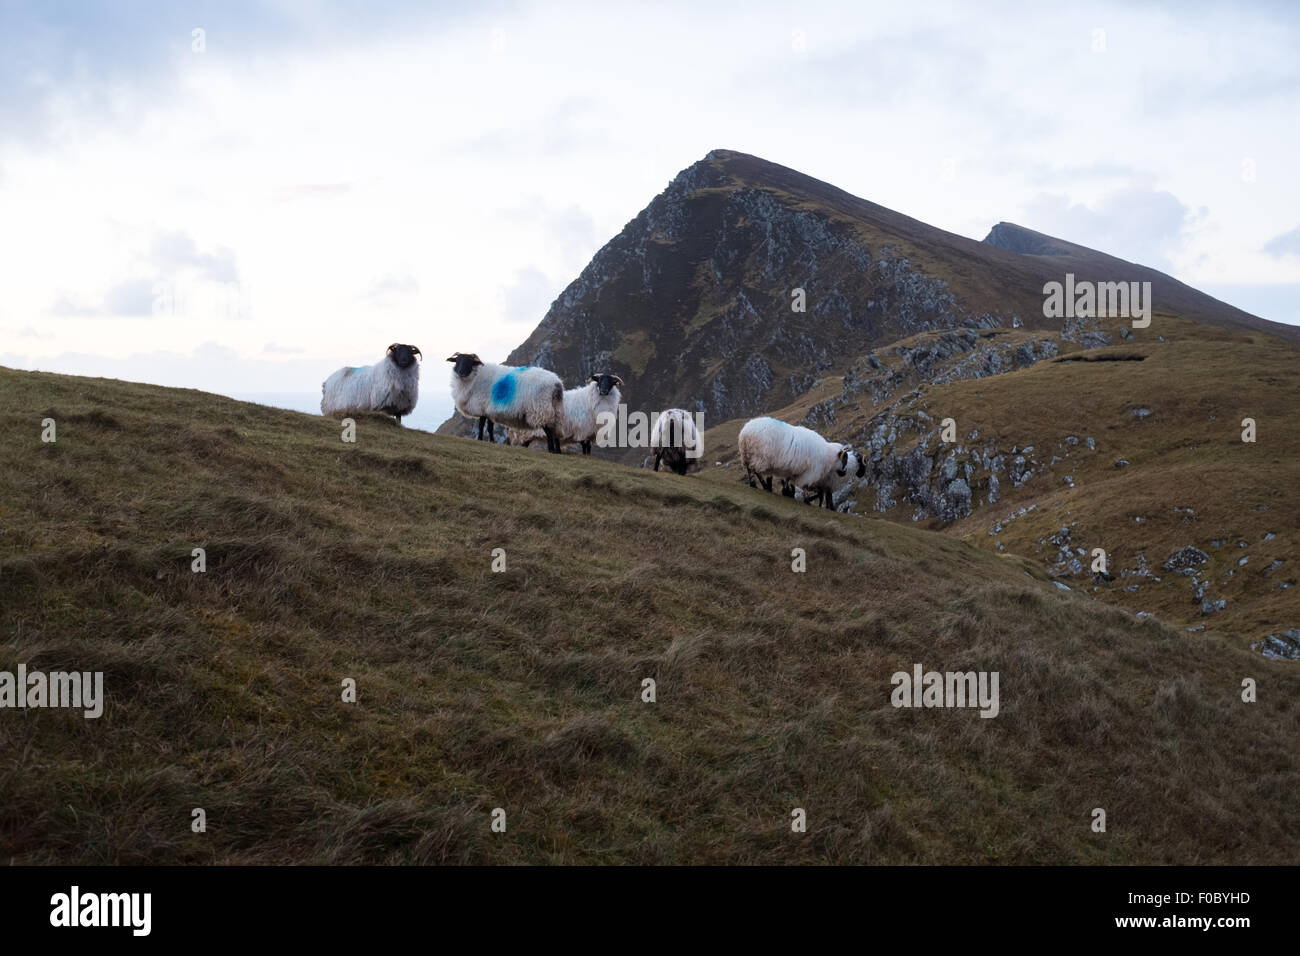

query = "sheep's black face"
[590,372,623,397]
[447,352,483,378]
[854,453,867,478]
[388,343,421,369]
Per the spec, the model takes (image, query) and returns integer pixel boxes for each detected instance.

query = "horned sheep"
[320,343,421,424]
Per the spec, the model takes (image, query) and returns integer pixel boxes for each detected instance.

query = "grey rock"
[1252,630,1300,661]
[1163,546,1210,573]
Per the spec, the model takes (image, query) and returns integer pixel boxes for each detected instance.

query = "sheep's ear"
[445,353,459,362]
[589,374,600,383]
[410,346,421,357]
[387,343,400,352]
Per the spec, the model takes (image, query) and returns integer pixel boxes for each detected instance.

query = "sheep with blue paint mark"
[320,343,421,425]
[447,352,564,453]
[737,417,865,510]
[510,372,624,454]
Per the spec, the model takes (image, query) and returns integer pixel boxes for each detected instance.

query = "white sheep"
[447,352,565,452]
[510,373,624,454]
[737,417,864,510]
[649,408,702,475]
[320,343,421,425]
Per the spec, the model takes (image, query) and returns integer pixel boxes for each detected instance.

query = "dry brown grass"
[1,367,1297,864]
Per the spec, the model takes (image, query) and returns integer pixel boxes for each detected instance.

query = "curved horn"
[410,346,421,356]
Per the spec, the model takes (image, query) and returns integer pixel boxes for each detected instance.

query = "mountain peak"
[983,222,1076,256]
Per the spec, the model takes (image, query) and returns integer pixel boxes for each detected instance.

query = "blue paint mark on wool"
[492,373,517,405]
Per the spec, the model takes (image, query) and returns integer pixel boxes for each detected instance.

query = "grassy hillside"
[2,367,1297,864]
[705,315,1300,644]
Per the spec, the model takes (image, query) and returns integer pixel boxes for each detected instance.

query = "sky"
[2,0,1297,430]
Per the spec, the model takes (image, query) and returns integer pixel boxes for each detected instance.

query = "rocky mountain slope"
[449,148,1297,651]
[441,149,1294,442]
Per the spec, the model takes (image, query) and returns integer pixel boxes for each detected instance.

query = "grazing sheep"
[447,352,564,452]
[511,373,624,454]
[650,408,702,475]
[737,417,864,510]
[320,343,421,424]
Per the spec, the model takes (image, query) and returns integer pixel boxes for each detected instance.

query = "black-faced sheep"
[447,352,564,453]
[737,417,864,510]
[321,343,421,424]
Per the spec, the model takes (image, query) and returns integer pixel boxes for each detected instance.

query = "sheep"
[737,417,865,510]
[320,343,421,424]
[510,373,624,454]
[447,352,565,453]
[649,408,702,475]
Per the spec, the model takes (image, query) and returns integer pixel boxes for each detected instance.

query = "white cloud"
[1,0,1296,415]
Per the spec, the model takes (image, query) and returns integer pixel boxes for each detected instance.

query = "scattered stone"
[1238,540,1249,548]
[1136,611,1153,620]
[1252,630,1300,661]
[1114,459,1130,469]
[1265,559,1284,573]
[1065,435,1079,446]
[1053,581,1071,591]
[1279,582,1292,590]
[1085,437,1095,450]
[1131,407,1151,420]
[1201,598,1227,615]
[1264,532,1276,541]
[1119,327,1132,339]
[1211,539,1226,548]
[1186,625,1205,632]
[1123,584,1140,592]
[1163,546,1210,573]
[1238,555,1249,566]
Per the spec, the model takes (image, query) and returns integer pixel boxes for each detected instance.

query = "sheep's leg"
[581,440,591,455]
[781,479,795,498]
[395,414,403,427]
[761,476,773,493]
[822,490,835,510]
[487,420,496,442]
[476,416,486,441]
[544,425,559,453]
[654,452,662,471]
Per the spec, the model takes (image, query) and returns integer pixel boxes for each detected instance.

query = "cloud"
[367,272,419,307]
[262,343,304,355]
[47,230,239,317]
[1263,225,1300,258]
[151,231,238,283]
[102,278,158,316]
[276,183,354,203]
[500,267,557,324]
[1020,180,1200,270]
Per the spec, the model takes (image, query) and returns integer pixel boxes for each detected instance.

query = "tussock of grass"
[1,367,1298,864]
